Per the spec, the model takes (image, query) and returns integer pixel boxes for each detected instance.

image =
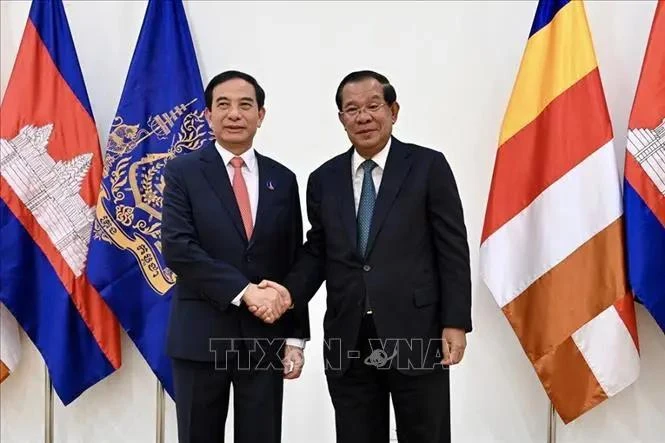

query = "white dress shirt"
[351,137,391,214]
[215,142,305,349]
[216,142,259,224]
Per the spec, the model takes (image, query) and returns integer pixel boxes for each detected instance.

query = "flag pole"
[547,401,557,443]
[44,366,53,443]
[155,380,165,443]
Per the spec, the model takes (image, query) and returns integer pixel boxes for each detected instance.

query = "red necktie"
[230,157,253,239]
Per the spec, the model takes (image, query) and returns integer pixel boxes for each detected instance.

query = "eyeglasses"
[339,102,386,118]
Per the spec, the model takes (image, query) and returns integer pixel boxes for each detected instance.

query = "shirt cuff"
[231,284,249,307]
[285,338,306,349]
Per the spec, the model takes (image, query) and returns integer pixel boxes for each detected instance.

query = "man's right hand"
[247,280,293,322]
[242,283,291,324]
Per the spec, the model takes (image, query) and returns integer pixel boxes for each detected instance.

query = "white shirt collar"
[352,136,392,174]
[215,141,257,172]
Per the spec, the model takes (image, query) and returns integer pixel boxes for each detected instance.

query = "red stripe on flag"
[482,69,612,242]
[0,20,120,369]
[614,292,640,352]
[625,155,665,227]
[0,177,121,370]
[0,20,102,206]
[624,1,665,230]
[628,1,665,130]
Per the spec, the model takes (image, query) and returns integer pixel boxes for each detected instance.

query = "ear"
[390,102,400,124]
[204,108,212,126]
[338,112,349,131]
[257,107,266,127]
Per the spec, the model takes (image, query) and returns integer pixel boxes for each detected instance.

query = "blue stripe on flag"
[0,200,114,404]
[624,182,665,332]
[530,0,571,37]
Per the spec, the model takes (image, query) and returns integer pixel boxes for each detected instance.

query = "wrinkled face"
[205,78,265,152]
[338,78,399,158]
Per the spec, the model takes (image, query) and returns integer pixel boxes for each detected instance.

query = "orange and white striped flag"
[480,0,640,423]
[0,303,21,382]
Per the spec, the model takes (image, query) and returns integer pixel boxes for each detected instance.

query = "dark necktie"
[357,159,378,257]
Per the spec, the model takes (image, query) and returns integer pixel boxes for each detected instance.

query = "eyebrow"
[215,96,256,103]
[343,94,383,106]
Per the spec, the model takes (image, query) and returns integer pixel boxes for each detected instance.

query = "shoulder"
[394,137,448,164]
[309,149,351,181]
[256,153,297,182]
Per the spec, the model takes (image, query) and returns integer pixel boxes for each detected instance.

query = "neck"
[356,135,390,159]
[357,144,386,160]
[217,140,252,156]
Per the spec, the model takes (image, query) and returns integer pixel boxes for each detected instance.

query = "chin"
[355,138,379,150]
[222,134,248,143]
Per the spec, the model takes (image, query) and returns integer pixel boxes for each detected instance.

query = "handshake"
[242,280,292,324]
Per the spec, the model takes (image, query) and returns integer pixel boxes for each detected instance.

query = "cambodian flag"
[0,0,121,404]
[624,1,665,334]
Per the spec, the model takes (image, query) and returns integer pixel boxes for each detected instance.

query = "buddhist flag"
[479,0,640,423]
[0,0,121,404]
[623,0,665,333]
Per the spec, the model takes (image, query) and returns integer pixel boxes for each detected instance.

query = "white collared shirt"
[215,142,305,349]
[351,137,392,214]
[215,142,259,225]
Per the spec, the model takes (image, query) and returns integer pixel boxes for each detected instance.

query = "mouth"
[225,126,245,132]
[356,129,376,135]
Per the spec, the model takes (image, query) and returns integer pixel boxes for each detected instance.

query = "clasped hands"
[242,280,292,324]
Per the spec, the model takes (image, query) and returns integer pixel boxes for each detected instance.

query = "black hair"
[335,70,397,110]
[204,70,265,109]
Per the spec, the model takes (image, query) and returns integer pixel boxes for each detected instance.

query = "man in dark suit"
[257,71,471,443]
[161,70,309,443]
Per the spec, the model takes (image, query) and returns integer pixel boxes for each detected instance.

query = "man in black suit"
[161,71,309,443]
[257,71,471,442]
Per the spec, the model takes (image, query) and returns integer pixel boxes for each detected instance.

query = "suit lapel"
[366,138,412,258]
[249,152,275,249]
[200,143,248,243]
[335,148,358,254]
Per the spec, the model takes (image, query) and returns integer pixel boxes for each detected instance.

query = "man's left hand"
[441,328,466,365]
[282,345,304,380]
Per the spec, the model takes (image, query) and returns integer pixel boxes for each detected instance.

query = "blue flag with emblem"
[87,0,211,396]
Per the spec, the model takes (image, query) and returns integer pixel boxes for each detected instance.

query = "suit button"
[363,265,371,272]
[245,255,252,263]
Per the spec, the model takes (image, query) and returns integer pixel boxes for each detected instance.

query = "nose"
[356,109,373,123]
[227,105,241,119]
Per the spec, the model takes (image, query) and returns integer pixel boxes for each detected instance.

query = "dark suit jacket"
[161,142,310,365]
[284,136,471,376]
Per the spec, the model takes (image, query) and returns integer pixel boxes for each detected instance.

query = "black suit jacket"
[284,137,471,376]
[161,142,309,365]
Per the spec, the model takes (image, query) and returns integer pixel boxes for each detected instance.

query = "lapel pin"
[267,180,275,191]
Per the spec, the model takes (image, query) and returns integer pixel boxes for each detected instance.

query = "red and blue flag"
[0,0,121,404]
[624,1,665,333]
